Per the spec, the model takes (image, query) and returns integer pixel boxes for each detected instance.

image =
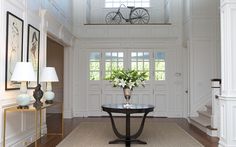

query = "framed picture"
[27,24,40,89]
[5,11,23,90]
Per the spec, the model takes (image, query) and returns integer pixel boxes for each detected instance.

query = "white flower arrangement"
[106,69,148,90]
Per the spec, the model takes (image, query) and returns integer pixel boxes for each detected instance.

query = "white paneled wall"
[70,0,216,118]
[0,0,222,145]
[183,0,220,116]
[72,0,220,118]
[0,0,74,146]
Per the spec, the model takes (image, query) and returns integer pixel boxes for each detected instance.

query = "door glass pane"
[118,62,123,69]
[155,52,165,80]
[144,62,149,71]
[156,52,165,61]
[131,52,149,80]
[89,52,100,80]
[112,62,118,70]
[155,71,165,80]
[105,52,124,78]
[90,62,100,71]
[105,72,111,79]
[105,62,111,71]
[90,72,100,80]
[155,62,165,70]
[131,62,137,69]
[137,62,143,70]
[90,52,100,61]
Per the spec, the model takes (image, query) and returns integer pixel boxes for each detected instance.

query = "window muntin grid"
[131,52,150,80]
[105,52,124,78]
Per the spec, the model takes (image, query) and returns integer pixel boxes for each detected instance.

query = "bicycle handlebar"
[119,4,126,8]
[117,4,126,11]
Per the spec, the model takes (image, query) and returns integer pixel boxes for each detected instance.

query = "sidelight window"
[89,52,101,80]
[155,52,165,80]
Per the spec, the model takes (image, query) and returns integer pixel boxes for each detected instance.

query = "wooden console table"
[3,102,63,147]
[102,104,154,147]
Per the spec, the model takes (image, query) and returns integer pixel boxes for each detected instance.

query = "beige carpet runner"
[57,122,203,147]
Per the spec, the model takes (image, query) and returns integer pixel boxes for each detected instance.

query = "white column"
[219,0,236,146]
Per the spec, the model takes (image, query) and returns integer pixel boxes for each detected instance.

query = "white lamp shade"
[10,62,36,82]
[40,67,59,82]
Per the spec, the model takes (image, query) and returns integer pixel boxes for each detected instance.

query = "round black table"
[102,104,154,147]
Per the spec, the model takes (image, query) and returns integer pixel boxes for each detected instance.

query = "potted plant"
[106,69,148,106]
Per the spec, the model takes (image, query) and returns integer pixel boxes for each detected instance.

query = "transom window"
[105,0,150,8]
[105,52,124,78]
[131,52,150,80]
[155,52,165,80]
[89,52,100,80]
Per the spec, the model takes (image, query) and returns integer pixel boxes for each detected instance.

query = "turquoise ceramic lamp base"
[44,91,55,104]
[16,93,31,109]
[16,82,31,109]
[40,67,59,105]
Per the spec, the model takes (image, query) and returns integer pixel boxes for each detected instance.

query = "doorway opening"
[46,37,64,134]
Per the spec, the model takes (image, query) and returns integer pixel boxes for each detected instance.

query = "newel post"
[211,79,221,135]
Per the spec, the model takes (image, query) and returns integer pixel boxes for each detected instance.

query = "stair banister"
[211,79,221,136]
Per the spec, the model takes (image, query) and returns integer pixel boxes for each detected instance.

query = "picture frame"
[27,24,40,89]
[5,11,23,90]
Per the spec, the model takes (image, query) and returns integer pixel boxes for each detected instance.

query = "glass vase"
[123,87,132,108]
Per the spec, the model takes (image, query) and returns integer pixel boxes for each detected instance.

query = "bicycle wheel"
[130,8,150,24]
[105,12,122,24]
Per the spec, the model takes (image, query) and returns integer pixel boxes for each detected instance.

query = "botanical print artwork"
[5,12,23,90]
[27,25,40,88]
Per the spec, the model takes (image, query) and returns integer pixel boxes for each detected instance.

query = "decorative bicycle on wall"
[105,4,150,24]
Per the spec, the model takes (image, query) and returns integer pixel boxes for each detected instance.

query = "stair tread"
[198,110,212,118]
[206,105,212,109]
[205,105,212,108]
[190,116,211,127]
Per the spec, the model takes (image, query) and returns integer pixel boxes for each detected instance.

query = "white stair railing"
[211,79,221,136]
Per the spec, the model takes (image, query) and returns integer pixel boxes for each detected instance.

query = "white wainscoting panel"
[0,0,74,146]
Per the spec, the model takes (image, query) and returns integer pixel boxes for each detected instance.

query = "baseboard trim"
[64,110,73,118]
[73,110,87,117]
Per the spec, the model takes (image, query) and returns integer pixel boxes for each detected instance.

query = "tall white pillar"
[219,0,236,146]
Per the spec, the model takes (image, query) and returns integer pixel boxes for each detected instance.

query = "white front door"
[87,49,173,117]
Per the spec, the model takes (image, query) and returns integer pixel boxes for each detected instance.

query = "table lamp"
[41,67,59,104]
[10,62,36,109]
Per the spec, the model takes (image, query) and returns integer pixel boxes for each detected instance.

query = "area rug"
[57,122,203,147]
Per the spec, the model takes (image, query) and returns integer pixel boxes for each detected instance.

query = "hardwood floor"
[29,114,218,147]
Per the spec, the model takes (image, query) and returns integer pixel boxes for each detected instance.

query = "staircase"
[189,79,221,137]
[189,104,217,136]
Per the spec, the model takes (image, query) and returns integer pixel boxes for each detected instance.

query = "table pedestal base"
[107,112,149,147]
[102,104,154,147]
[109,138,147,145]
